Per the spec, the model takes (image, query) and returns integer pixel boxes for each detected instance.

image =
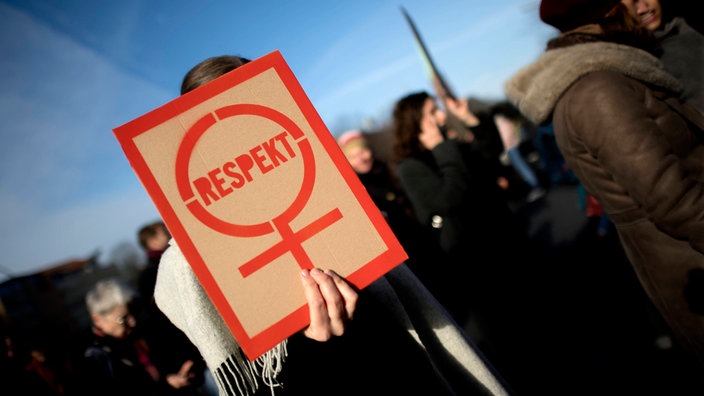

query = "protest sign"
[113,50,407,360]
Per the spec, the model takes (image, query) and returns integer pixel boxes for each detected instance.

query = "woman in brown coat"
[504,0,704,367]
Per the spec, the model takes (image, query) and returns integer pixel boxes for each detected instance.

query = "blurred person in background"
[22,340,71,396]
[491,102,546,203]
[136,220,218,396]
[390,90,538,390]
[621,0,704,112]
[336,129,451,298]
[137,220,171,304]
[72,278,207,396]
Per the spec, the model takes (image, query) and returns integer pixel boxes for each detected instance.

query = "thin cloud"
[0,2,167,277]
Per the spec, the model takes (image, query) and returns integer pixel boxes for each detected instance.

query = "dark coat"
[505,41,704,365]
[72,329,169,396]
[394,138,532,347]
[71,323,206,396]
[395,139,520,260]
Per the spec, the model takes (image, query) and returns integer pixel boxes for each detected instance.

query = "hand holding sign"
[113,51,406,360]
[300,268,358,341]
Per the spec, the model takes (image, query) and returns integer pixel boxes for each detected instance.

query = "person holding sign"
[152,55,511,396]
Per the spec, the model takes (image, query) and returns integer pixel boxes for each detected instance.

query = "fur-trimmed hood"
[503,41,683,125]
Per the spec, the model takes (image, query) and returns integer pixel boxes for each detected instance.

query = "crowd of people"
[1,221,218,396]
[2,0,703,394]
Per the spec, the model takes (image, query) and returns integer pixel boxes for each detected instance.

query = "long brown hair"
[391,91,431,165]
[546,3,659,55]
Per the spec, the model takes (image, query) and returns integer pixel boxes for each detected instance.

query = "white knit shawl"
[154,239,510,396]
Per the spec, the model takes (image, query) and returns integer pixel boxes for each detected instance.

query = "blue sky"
[0,0,555,279]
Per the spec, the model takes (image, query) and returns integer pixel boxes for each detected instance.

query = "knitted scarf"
[154,239,510,396]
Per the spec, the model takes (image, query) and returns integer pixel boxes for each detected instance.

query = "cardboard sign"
[113,50,407,360]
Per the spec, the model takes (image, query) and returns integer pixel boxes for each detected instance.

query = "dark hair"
[391,91,431,165]
[490,100,525,121]
[137,221,169,250]
[540,0,620,32]
[180,55,252,95]
[546,3,659,54]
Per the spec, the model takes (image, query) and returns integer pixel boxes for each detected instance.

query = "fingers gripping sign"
[114,51,406,360]
[300,268,358,341]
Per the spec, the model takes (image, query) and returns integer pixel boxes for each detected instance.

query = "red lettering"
[235,154,254,182]
[223,161,245,188]
[209,168,232,198]
[250,145,273,174]
[193,176,218,206]
[190,131,298,206]
[262,131,295,167]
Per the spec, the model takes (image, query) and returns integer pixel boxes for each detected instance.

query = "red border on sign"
[113,50,407,360]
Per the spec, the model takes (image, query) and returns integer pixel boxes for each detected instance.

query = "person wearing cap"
[336,129,462,329]
[504,0,704,370]
[337,130,375,175]
[336,129,418,237]
[336,129,421,235]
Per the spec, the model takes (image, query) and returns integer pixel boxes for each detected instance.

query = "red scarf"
[133,337,160,382]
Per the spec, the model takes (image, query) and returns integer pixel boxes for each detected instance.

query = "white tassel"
[215,340,288,396]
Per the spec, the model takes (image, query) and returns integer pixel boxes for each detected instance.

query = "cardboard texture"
[113,50,407,360]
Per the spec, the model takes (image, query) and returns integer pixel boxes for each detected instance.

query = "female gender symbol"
[175,103,342,277]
